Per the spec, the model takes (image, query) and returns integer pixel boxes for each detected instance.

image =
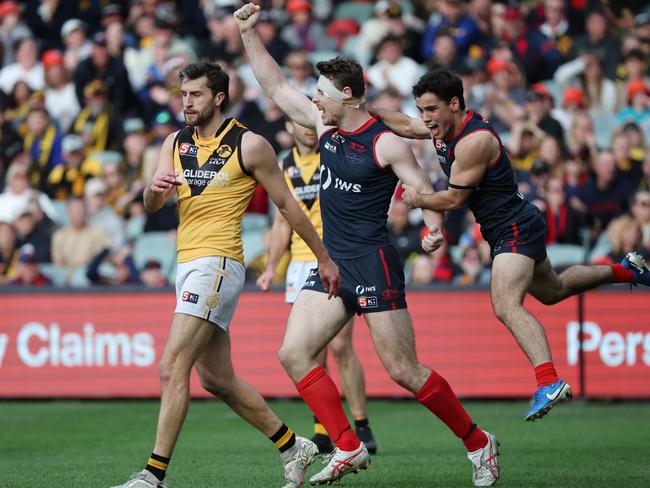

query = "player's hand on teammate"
[256,267,274,291]
[318,257,341,299]
[401,184,422,209]
[421,225,444,253]
[149,171,182,193]
[234,3,261,32]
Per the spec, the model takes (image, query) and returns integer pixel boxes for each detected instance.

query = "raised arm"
[242,132,340,298]
[375,133,444,253]
[256,195,292,291]
[235,3,319,130]
[401,131,497,212]
[143,131,181,213]
[369,107,431,139]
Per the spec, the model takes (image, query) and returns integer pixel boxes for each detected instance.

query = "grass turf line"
[1,400,648,487]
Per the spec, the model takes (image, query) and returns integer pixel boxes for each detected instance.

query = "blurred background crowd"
[0,0,649,288]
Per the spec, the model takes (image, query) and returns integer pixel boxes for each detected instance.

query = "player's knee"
[278,344,296,371]
[492,300,515,324]
[386,363,413,390]
[158,354,192,386]
[199,371,234,398]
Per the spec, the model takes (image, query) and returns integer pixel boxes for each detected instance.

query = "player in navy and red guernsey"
[236,4,500,487]
[373,69,650,423]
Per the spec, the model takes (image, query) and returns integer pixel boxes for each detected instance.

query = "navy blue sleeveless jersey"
[318,118,399,259]
[436,111,539,243]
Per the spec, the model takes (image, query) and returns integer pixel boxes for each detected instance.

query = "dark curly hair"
[412,69,465,110]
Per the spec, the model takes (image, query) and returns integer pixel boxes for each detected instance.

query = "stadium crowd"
[0,0,649,288]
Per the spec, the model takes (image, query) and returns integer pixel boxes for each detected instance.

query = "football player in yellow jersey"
[256,120,378,455]
[111,60,340,488]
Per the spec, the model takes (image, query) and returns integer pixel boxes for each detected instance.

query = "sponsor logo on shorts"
[382,288,401,300]
[358,296,378,308]
[305,280,315,287]
[182,291,199,304]
[308,269,318,277]
[179,143,199,156]
[355,284,377,295]
[206,294,219,308]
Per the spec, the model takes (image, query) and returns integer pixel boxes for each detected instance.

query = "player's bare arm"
[143,131,181,213]
[242,132,340,298]
[402,131,497,211]
[368,107,430,139]
[235,3,320,131]
[256,200,292,291]
[375,132,444,253]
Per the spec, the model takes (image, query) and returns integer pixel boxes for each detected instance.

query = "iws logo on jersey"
[319,166,361,193]
[357,296,378,309]
[182,291,199,304]
[179,143,199,157]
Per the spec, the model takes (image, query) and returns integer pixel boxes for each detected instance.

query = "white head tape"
[316,75,365,109]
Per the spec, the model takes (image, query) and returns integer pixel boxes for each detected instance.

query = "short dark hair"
[412,69,465,110]
[179,59,230,109]
[316,56,365,98]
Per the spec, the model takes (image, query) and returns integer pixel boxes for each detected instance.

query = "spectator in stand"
[5,79,33,129]
[538,0,574,60]
[0,96,23,175]
[12,197,56,263]
[493,5,563,84]
[0,221,18,284]
[552,85,585,132]
[481,58,526,133]
[573,149,636,237]
[195,4,243,66]
[453,244,490,286]
[42,49,80,134]
[51,197,106,273]
[60,19,92,74]
[617,49,650,104]
[285,51,317,98]
[256,11,292,65]
[509,120,545,172]
[593,215,648,264]
[630,190,650,247]
[569,8,620,79]
[354,0,423,66]
[73,31,136,117]
[0,37,44,95]
[425,30,462,72]
[562,145,590,198]
[524,83,566,149]
[387,199,423,265]
[421,0,480,61]
[542,176,585,245]
[281,0,335,53]
[46,134,100,201]
[23,106,63,192]
[615,80,650,141]
[612,131,644,187]
[566,110,597,160]
[633,13,650,57]
[122,117,149,189]
[0,158,57,224]
[554,54,618,116]
[367,34,424,99]
[0,1,32,66]
[139,258,167,287]
[71,80,121,153]
[84,177,125,250]
[410,239,456,285]
[641,155,650,192]
[9,243,51,286]
[86,241,141,286]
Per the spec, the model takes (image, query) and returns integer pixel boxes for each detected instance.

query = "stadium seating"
[333,2,375,22]
[133,232,177,277]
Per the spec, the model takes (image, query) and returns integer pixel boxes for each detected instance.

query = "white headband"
[316,75,365,108]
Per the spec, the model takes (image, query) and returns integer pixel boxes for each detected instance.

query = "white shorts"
[285,260,317,304]
[174,256,245,331]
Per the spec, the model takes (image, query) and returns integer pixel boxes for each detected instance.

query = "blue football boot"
[524,379,572,421]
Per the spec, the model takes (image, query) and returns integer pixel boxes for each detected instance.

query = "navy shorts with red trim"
[489,209,547,262]
[302,245,407,315]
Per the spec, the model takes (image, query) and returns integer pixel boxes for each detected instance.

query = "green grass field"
[1,400,649,488]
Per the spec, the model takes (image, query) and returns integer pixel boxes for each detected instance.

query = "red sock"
[295,366,360,451]
[416,370,487,452]
[534,362,558,387]
[608,264,634,283]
